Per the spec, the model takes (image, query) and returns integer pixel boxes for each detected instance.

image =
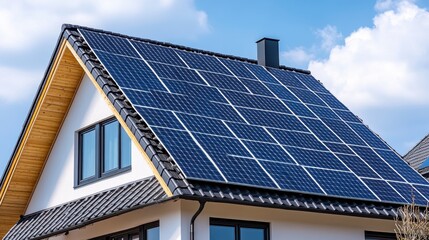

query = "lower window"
[365,231,397,240]
[92,221,159,240]
[210,218,269,240]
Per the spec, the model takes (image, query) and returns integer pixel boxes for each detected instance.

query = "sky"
[1,0,429,176]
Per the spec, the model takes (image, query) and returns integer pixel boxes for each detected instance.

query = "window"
[365,231,397,240]
[210,218,269,240]
[76,118,131,186]
[92,221,159,240]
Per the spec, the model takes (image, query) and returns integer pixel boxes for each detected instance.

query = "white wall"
[26,74,154,214]
[44,200,395,240]
[183,200,396,240]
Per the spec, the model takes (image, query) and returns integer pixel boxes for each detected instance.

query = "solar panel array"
[80,29,429,205]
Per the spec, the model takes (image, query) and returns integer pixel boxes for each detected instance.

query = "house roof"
[404,133,429,173]
[2,24,429,238]
[4,177,167,240]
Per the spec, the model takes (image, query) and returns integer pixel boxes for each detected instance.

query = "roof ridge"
[403,133,429,158]
[61,24,311,75]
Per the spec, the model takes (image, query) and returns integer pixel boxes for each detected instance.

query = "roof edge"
[61,24,311,74]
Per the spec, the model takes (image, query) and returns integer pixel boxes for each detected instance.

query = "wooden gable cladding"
[0,40,84,237]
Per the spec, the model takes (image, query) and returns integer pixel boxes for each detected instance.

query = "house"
[1,24,428,240]
[404,134,429,179]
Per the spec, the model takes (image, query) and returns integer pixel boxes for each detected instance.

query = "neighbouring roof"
[404,133,429,177]
[2,24,429,239]
[4,177,167,240]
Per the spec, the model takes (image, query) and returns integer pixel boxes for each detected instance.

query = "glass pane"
[147,226,159,240]
[81,129,96,179]
[240,227,265,240]
[130,234,140,240]
[210,225,235,240]
[103,121,119,172]
[121,127,131,168]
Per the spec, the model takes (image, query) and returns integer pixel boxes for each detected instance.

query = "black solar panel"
[80,29,429,206]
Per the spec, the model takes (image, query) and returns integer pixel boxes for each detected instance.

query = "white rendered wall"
[26,74,154,214]
[44,200,395,240]
[182,200,395,240]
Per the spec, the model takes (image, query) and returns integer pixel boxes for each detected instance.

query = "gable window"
[76,118,131,186]
[365,231,397,240]
[92,221,159,240]
[210,218,269,240]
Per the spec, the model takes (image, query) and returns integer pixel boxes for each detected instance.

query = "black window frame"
[365,231,397,240]
[210,218,270,240]
[75,117,132,187]
[91,221,159,240]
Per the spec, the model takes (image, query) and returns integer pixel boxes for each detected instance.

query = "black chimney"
[256,38,279,68]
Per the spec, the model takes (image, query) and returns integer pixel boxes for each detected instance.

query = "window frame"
[91,221,159,240]
[75,117,132,187]
[365,231,397,240]
[210,218,270,240]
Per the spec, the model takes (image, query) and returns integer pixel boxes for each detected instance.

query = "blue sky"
[1,0,429,176]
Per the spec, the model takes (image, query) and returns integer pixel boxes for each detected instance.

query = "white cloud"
[0,66,41,102]
[282,47,314,66]
[309,0,429,109]
[0,0,209,104]
[316,25,342,51]
[0,0,209,52]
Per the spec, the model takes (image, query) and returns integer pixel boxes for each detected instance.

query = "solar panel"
[80,29,429,206]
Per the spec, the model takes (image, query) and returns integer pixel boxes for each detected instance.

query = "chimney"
[256,38,279,68]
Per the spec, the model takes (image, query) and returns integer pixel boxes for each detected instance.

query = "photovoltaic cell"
[268,129,327,151]
[264,83,300,102]
[238,107,307,131]
[375,149,428,184]
[200,71,249,92]
[260,161,324,193]
[176,50,231,74]
[162,79,227,103]
[219,58,257,79]
[324,142,354,155]
[315,92,348,110]
[348,123,390,149]
[245,64,279,84]
[307,105,341,120]
[152,127,224,181]
[389,182,428,205]
[80,29,140,57]
[240,78,275,97]
[351,146,404,181]
[285,147,348,170]
[225,122,275,143]
[216,155,277,188]
[96,52,166,92]
[322,119,367,146]
[335,154,379,178]
[362,179,406,203]
[149,62,206,84]
[176,113,233,137]
[334,110,361,123]
[294,73,330,94]
[307,168,378,200]
[131,40,186,67]
[288,87,327,106]
[222,90,290,113]
[284,101,316,118]
[243,141,295,164]
[135,107,184,130]
[268,68,307,89]
[300,118,340,142]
